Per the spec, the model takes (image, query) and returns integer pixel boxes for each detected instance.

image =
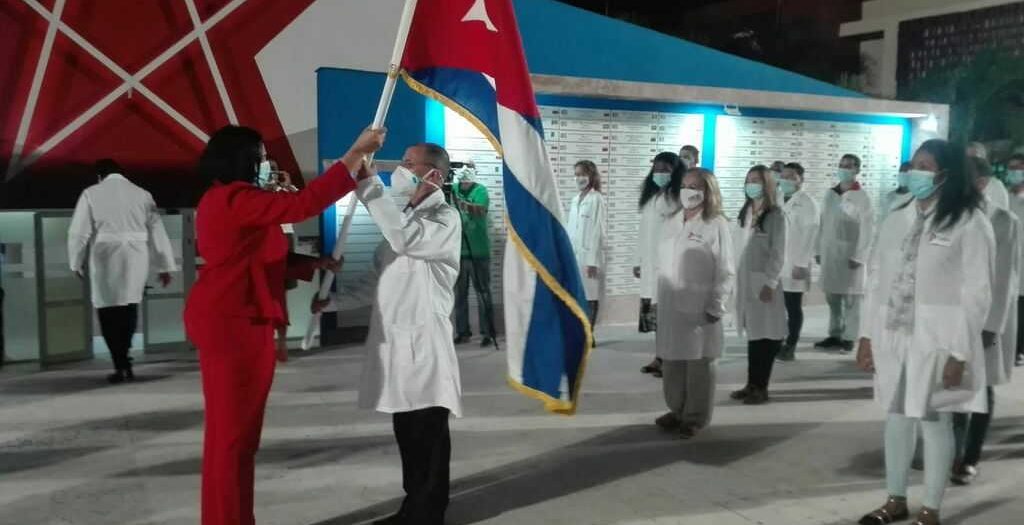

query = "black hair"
[198,125,263,186]
[94,158,122,178]
[738,164,778,232]
[967,156,993,179]
[1008,153,1024,165]
[784,162,804,178]
[900,139,981,232]
[639,151,683,207]
[899,161,913,172]
[841,153,862,169]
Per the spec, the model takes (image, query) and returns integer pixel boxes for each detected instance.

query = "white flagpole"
[302,0,420,350]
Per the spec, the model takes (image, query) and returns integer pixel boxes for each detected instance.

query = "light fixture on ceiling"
[724,104,742,116]
[920,114,938,133]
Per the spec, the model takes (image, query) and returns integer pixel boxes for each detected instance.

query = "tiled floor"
[2,306,1023,524]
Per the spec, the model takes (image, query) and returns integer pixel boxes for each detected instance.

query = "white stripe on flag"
[502,237,535,384]
[497,105,565,222]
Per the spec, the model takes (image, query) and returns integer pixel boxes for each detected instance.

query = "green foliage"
[901,49,1024,146]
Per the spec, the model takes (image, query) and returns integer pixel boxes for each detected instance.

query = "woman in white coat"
[654,168,733,438]
[856,139,994,525]
[950,156,1021,486]
[731,165,787,405]
[635,152,685,376]
[568,160,608,329]
[777,162,819,362]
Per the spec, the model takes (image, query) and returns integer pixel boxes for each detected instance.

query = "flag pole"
[302,0,420,350]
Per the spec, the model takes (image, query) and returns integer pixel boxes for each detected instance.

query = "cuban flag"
[400,0,591,414]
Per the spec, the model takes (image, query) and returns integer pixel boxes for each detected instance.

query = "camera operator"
[450,162,497,347]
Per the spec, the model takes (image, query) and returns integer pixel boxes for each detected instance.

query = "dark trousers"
[588,300,600,327]
[747,339,782,390]
[97,304,138,372]
[783,292,803,348]
[953,386,995,467]
[454,258,495,338]
[1018,297,1024,358]
[394,407,451,524]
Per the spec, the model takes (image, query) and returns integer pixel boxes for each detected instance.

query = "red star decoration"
[0,0,315,207]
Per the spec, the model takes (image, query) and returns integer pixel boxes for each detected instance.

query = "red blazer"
[184,162,355,334]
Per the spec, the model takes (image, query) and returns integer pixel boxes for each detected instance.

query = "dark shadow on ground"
[0,447,108,474]
[0,373,172,395]
[310,421,819,525]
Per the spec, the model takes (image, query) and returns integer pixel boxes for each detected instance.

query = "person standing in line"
[314,142,462,525]
[777,162,819,362]
[1006,153,1024,367]
[68,159,177,383]
[568,160,608,331]
[635,152,684,377]
[856,139,993,525]
[185,126,384,525]
[967,141,1009,210]
[451,163,496,348]
[950,156,1021,485]
[654,167,734,438]
[731,165,787,405]
[814,154,874,353]
[679,145,700,169]
[882,162,914,217]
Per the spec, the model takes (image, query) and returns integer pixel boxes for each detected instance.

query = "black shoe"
[777,345,796,362]
[951,464,978,486]
[814,337,843,349]
[453,334,470,344]
[730,385,753,400]
[480,336,494,348]
[839,340,855,353]
[124,366,135,381]
[107,371,126,384]
[743,387,769,405]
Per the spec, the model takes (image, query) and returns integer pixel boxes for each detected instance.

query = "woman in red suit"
[184,125,384,524]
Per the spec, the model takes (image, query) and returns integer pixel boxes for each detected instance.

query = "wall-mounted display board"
[714,115,906,220]
[442,105,703,298]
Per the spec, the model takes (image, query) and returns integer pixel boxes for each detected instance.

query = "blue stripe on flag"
[503,166,588,398]
[408,68,501,140]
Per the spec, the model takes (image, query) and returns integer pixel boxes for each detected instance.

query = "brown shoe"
[910,507,940,525]
[858,496,909,524]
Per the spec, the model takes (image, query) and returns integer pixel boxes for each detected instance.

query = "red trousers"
[195,317,277,525]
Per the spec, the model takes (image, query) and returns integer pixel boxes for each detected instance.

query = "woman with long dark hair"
[184,125,384,524]
[635,152,684,377]
[856,139,992,525]
[731,165,787,405]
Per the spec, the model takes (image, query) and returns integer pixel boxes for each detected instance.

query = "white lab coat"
[347,178,464,416]
[736,208,787,340]
[1010,195,1024,297]
[984,205,1020,386]
[567,190,607,300]
[655,214,734,360]
[818,186,873,295]
[881,189,913,219]
[781,190,819,293]
[68,174,177,308]
[984,177,1010,211]
[861,203,994,417]
[636,193,682,300]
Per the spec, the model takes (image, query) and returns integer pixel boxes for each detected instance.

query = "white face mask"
[576,177,590,190]
[680,188,704,210]
[257,160,272,187]
[391,166,421,198]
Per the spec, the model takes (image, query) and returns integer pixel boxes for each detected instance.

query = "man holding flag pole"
[311,0,592,520]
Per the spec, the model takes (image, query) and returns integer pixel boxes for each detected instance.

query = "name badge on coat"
[928,233,953,246]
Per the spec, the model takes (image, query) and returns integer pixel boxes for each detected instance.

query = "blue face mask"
[906,169,940,200]
[778,178,798,197]
[744,183,764,200]
[836,168,856,184]
[651,172,671,188]
[1006,169,1024,186]
[897,172,910,189]
[257,160,272,186]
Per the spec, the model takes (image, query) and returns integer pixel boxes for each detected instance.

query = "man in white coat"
[1006,153,1024,367]
[815,153,873,353]
[68,159,176,383]
[968,141,1010,211]
[778,162,819,361]
[314,143,462,525]
[951,156,1022,485]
